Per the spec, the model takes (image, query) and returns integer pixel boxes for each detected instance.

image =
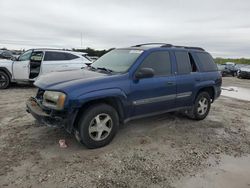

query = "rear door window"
[44,52,79,61]
[195,52,217,72]
[175,51,192,74]
[139,51,171,76]
[64,53,79,60]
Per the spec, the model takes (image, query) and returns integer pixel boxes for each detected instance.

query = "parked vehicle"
[237,65,250,79]
[218,62,238,77]
[0,49,91,89]
[217,64,226,76]
[87,56,99,61]
[0,50,14,59]
[26,43,222,148]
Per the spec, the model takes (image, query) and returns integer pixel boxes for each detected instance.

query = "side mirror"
[11,56,18,61]
[135,68,155,79]
[85,63,92,67]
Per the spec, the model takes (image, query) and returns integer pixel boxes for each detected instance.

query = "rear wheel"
[78,104,119,149]
[186,92,211,120]
[0,71,10,89]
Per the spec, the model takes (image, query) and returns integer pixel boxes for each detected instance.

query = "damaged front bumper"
[26,97,78,133]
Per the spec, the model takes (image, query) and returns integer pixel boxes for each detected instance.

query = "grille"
[36,88,45,100]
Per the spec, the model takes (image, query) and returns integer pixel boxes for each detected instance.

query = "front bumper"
[239,71,250,79]
[26,97,78,133]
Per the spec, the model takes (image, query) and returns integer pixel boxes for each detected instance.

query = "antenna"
[81,32,83,48]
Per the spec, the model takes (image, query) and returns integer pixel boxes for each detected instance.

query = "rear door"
[130,50,176,117]
[12,50,32,80]
[64,53,85,70]
[41,51,84,74]
[174,51,201,107]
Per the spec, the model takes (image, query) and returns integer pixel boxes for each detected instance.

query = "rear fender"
[192,81,216,102]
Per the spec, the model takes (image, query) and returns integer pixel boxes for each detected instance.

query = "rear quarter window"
[195,52,218,72]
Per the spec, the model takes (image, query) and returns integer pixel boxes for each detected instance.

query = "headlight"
[43,91,66,110]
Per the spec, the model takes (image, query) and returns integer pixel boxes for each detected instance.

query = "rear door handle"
[167,81,175,86]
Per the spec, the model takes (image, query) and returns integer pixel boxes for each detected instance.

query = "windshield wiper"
[96,67,114,73]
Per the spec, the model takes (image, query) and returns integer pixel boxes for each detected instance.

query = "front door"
[13,50,32,80]
[130,51,176,117]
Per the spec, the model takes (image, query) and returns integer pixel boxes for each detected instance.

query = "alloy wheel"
[197,97,208,115]
[88,113,113,141]
[0,74,7,88]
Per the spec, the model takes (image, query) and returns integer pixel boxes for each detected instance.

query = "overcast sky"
[1,0,250,57]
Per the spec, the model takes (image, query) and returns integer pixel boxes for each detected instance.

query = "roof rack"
[131,43,205,51]
[132,43,173,47]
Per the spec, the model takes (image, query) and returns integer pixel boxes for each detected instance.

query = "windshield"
[91,49,143,73]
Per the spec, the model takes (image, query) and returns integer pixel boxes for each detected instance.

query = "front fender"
[74,88,128,108]
[0,63,13,79]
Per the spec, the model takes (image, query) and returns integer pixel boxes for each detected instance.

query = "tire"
[186,92,211,120]
[78,103,119,149]
[0,70,10,89]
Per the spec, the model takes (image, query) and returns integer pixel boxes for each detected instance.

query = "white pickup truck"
[0,49,91,89]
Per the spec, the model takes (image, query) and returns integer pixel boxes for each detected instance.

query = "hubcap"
[88,113,113,141]
[197,97,208,115]
[0,74,7,87]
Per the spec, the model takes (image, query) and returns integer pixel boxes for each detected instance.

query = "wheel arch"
[0,67,12,81]
[195,86,215,103]
[73,96,126,130]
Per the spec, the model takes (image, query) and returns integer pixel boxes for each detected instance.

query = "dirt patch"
[175,155,250,188]
[0,78,250,187]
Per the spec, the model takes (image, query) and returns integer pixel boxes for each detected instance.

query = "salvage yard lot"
[0,77,250,188]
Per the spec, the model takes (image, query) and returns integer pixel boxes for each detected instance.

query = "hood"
[34,69,108,90]
[240,67,250,72]
[0,59,13,65]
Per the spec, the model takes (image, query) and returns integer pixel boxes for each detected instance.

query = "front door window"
[18,50,32,61]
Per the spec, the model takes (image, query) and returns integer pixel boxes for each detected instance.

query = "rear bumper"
[215,87,221,100]
[26,97,78,133]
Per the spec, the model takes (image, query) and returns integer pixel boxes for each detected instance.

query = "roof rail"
[132,43,173,47]
[32,48,73,51]
[131,43,205,51]
[173,46,205,51]
[183,46,205,51]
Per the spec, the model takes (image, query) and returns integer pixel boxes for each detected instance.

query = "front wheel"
[186,92,211,120]
[0,71,10,89]
[78,104,119,149]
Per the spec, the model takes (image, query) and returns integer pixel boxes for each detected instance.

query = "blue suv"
[26,43,222,148]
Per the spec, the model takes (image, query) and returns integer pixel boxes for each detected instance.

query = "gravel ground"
[0,77,250,188]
